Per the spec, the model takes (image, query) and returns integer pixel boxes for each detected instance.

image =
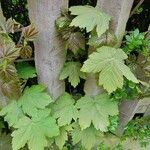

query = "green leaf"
[16,62,36,80]
[69,6,111,37]
[18,85,52,117]
[55,125,72,149]
[60,62,86,87]
[12,110,59,150]
[0,101,23,127]
[81,46,139,93]
[72,125,103,150]
[51,92,78,126]
[76,94,118,131]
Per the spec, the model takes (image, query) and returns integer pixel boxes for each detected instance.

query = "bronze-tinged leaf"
[56,16,71,32]
[88,32,117,48]
[22,24,38,41]
[62,29,72,40]
[5,18,20,33]
[62,31,85,54]
[1,80,21,99]
[0,8,20,34]
[20,46,32,59]
[0,42,20,61]
[0,63,17,81]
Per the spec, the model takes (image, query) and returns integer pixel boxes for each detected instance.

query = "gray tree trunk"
[97,0,134,47]
[27,0,68,99]
[84,0,134,96]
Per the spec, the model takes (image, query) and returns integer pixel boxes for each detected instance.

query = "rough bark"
[84,0,134,96]
[27,0,68,99]
[116,98,150,135]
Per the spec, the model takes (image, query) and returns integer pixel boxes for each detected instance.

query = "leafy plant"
[16,62,36,80]
[50,92,78,126]
[111,80,140,101]
[76,94,118,131]
[72,125,103,150]
[123,117,150,147]
[124,29,150,55]
[81,46,139,93]
[69,6,111,37]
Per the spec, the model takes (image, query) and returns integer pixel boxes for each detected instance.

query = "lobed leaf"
[12,110,59,150]
[72,125,103,150]
[51,92,78,126]
[18,85,52,117]
[69,6,111,37]
[60,62,86,87]
[81,46,139,93]
[16,62,36,80]
[0,101,23,127]
[76,94,118,131]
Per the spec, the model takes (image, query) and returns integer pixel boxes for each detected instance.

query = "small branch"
[130,0,144,18]
[17,33,23,46]
[15,58,34,63]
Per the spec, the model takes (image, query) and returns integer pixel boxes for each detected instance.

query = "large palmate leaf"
[51,93,78,126]
[76,94,118,131]
[72,125,103,150]
[16,62,36,80]
[18,85,52,117]
[81,46,139,93]
[69,6,111,37]
[60,62,86,87]
[12,110,59,150]
[0,101,23,127]
[55,125,72,149]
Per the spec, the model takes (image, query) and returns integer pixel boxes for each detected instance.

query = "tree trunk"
[84,0,134,96]
[27,0,68,99]
[97,0,134,47]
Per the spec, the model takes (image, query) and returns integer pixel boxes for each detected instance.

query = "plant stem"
[15,58,34,62]
[130,0,144,18]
